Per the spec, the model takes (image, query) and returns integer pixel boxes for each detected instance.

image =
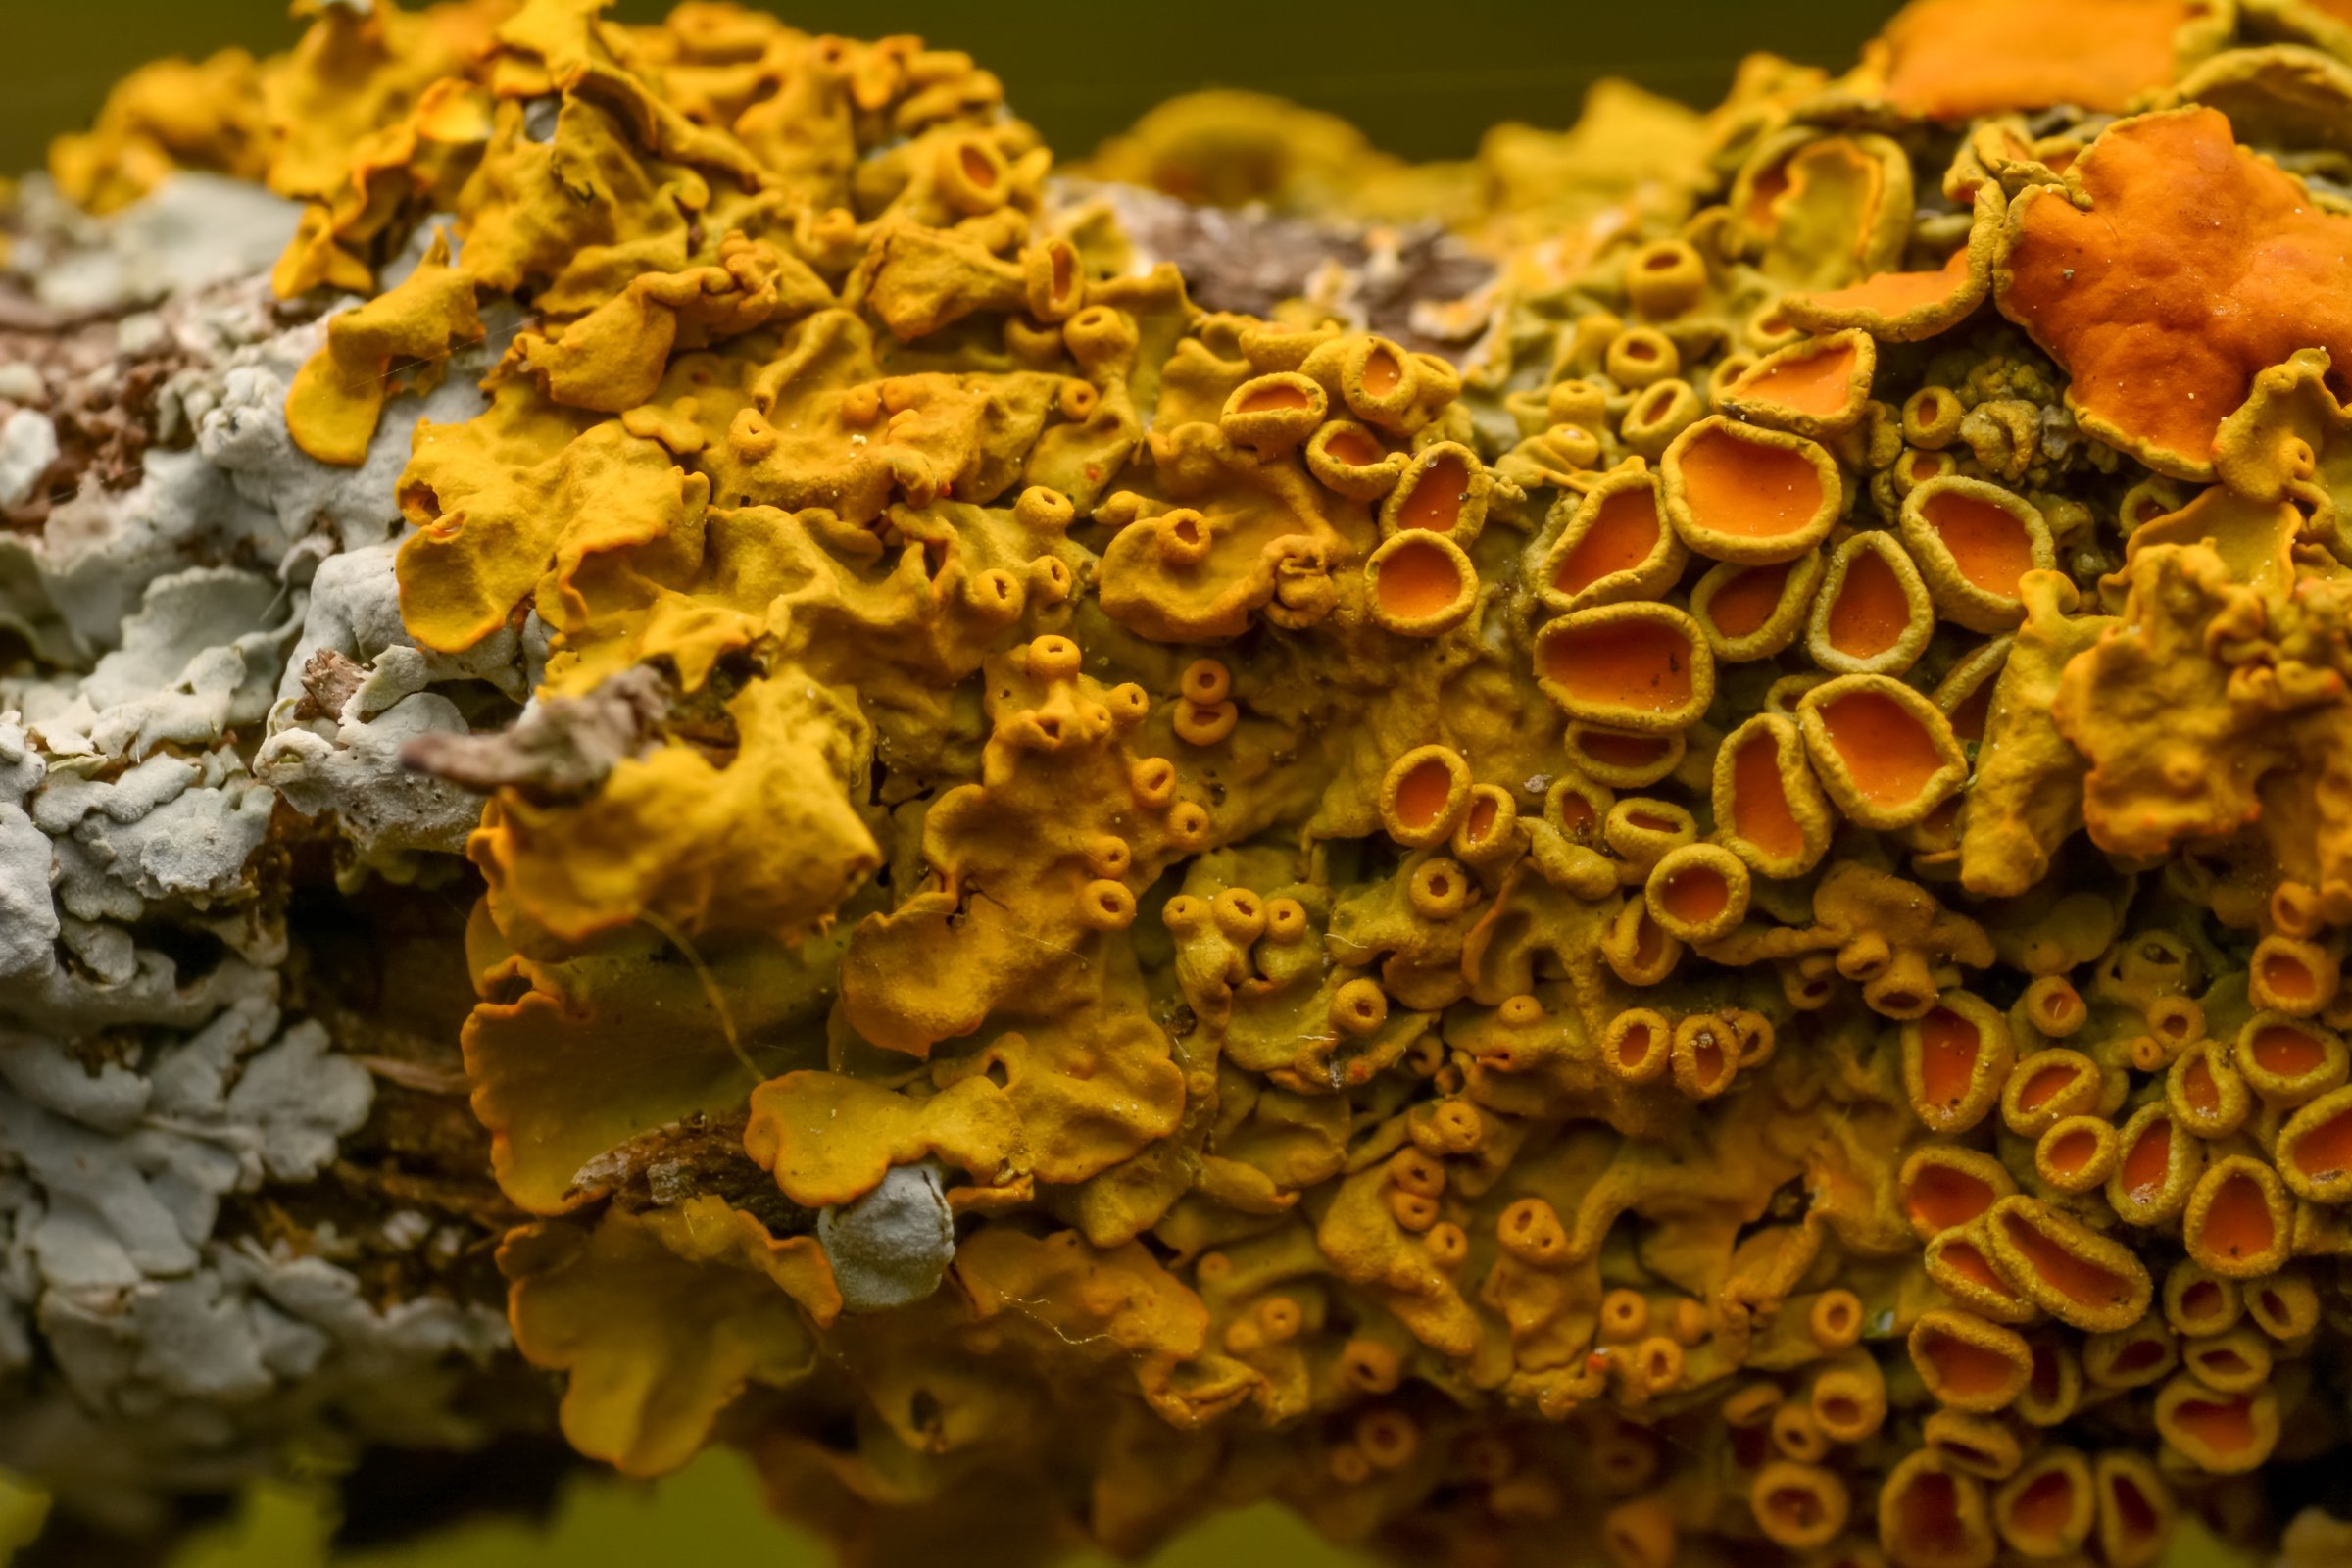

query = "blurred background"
[0,2,2261,1565]
[0,0,1902,173]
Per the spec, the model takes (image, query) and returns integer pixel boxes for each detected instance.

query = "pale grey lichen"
[0,410,57,510]
[20,172,303,316]
[816,1161,956,1314]
[0,172,532,1535]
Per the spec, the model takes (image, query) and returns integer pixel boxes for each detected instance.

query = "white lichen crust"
[0,176,521,1534]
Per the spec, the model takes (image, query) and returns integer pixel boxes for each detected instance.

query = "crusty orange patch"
[1998,107,2352,479]
[1875,0,2191,119]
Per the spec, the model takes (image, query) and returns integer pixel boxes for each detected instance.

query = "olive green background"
[2,0,1902,174]
[0,2,2266,1565]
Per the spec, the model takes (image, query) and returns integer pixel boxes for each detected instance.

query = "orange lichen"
[1899,477,2052,633]
[1367,530,1477,634]
[1720,330,1876,437]
[1984,1197,2152,1332]
[1797,675,1968,830]
[1997,106,2352,479]
[1533,603,1714,732]
[1867,0,2208,119]
[1689,550,1823,662]
[1808,531,1935,676]
[1661,417,1840,563]
[1711,712,1833,878]
[1905,996,2014,1135]
[1538,465,1685,612]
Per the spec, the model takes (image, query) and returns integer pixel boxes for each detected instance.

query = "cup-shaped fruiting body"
[2015,1335,2083,1429]
[1926,1218,2037,1325]
[1626,238,1708,319]
[2153,1376,2278,1475]
[1450,783,1519,864]
[1992,1448,2094,1561]
[1770,1402,1828,1464]
[1809,1350,1884,1440]
[2251,934,2340,1016]
[2248,1269,2322,1340]
[1547,773,1616,844]
[1903,385,1965,450]
[1600,1007,1674,1085]
[1899,477,2055,633]
[1808,1292,1865,1354]
[1999,1049,2101,1138]
[2167,1039,2250,1139]
[1319,334,1453,434]
[1534,603,1715,733]
[1796,674,1967,831]
[1925,1410,2023,1481]
[2162,1261,2241,1337]
[1901,1144,2016,1240]
[1720,330,1877,439]
[1408,858,1469,921]
[1209,886,1266,945]
[2107,1102,2202,1227]
[1021,236,1085,321]
[1602,896,1683,988]
[2180,1325,2272,1394]
[2235,1012,2348,1106]
[1527,780,1620,900]
[2278,1082,2352,1201]
[1896,448,1963,505]
[1878,1446,1997,1568]
[1903,993,2015,1136]
[2020,976,2088,1039]
[1710,713,1834,879]
[1599,1288,1655,1353]
[1645,842,1751,946]
[1931,635,2009,746]
[1602,798,1696,876]
[1983,1196,2152,1333]
[1366,530,1478,636]
[1563,723,1686,788]
[1219,371,1327,455]
[1305,419,1406,500]
[1538,466,1686,613]
[1661,416,1842,564]
[1380,441,1493,544]
[1807,531,1936,678]
[2034,1114,2118,1194]
[2182,1155,2292,1279]
[1605,325,1680,389]
[1751,1460,1849,1551]
[1669,1012,1741,1099]
[1910,1308,2033,1412]
[1495,1196,1570,1268]
[1689,550,1825,662]
[1173,681,1239,746]
[2082,1316,2177,1391]
[1547,376,1610,431]
[1618,379,1706,460]
[1078,878,1139,930]
[2146,999,2212,1061]
[1601,1496,1676,1568]
[2092,1452,2175,1568]
[1380,745,1471,848]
